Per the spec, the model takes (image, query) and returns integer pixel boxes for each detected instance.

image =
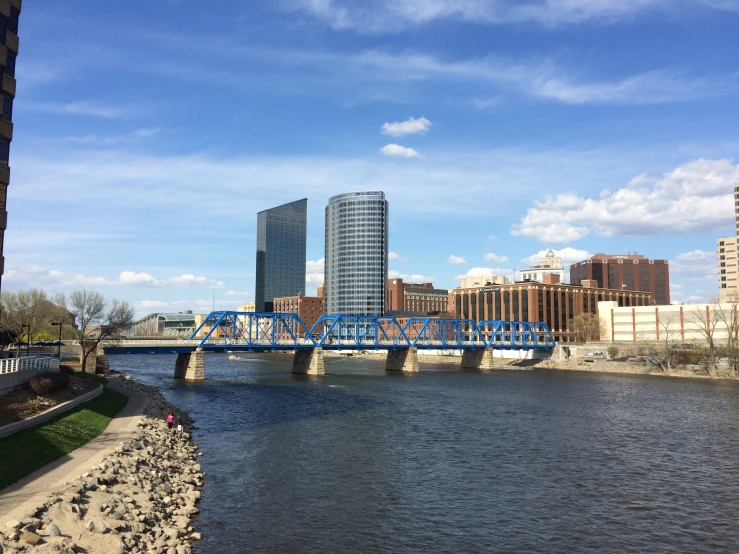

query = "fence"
[0,356,61,396]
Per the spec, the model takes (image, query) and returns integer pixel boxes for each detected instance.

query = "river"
[109,353,739,553]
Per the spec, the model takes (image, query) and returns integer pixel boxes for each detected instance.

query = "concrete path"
[0,374,149,524]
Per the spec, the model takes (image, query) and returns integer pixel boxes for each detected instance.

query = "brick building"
[570,253,669,305]
[387,278,448,314]
[273,292,324,335]
[718,236,737,302]
[449,274,652,342]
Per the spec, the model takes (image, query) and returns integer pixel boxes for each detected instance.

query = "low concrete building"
[459,274,509,289]
[239,302,256,312]
[131,312,195,337]
[599,300,736,343]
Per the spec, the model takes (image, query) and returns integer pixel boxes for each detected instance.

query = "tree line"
[1,288,135,371]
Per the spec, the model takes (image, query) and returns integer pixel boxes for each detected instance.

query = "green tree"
[0,289,71,350]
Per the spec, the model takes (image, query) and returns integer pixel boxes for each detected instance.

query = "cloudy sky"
[5,0,738,315]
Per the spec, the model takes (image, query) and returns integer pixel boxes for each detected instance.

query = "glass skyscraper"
[325,191,388,316]
[255,199,307,312]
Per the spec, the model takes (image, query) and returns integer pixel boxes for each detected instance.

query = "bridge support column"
[385,348,419,372]
[174,348,205,380]
[461,348,495,370]
[293,348,325,375]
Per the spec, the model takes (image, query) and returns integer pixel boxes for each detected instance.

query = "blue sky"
[6,0,739,315]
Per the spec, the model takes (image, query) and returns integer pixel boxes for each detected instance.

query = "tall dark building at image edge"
[254,199,307,312]
[0,0,20,290]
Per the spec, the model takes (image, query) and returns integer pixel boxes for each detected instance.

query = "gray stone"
[46,522,61,537]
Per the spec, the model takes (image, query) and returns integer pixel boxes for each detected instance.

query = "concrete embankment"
[0,374,204,554]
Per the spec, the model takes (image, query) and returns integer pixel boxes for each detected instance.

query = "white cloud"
[224,290,251,297]
[22,101,140,118]
[381,116,432,137]
[381,143,422,158]
[483,252,509,263]
[289,0,736,32]
[4,266,225,290]
[448,255,467,265]
[455,266,515,282]
[389,270,434,282]
[389,251,406,261]
[521,247,590,268]
[133,298,244,317]
[306,258,325,284]
[512,159,738,243]
[670,250,716,282]
[134,127,161,137]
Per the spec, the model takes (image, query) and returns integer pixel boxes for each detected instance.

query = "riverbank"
[0,373,204,554]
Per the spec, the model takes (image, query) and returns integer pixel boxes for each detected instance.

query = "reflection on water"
[109,353,739,553]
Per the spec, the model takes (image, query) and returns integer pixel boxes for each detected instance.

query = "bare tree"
[644,313,681,375]
[568,313,603,342]
[691,302,722,378]
[714,293,739,379]
[55,290,135,372]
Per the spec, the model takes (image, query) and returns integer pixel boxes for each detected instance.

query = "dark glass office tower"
[255,199,307,312]
[0,2,20,290]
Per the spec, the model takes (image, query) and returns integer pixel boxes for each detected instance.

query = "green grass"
[74,370,108,385]
[0,388,128,490]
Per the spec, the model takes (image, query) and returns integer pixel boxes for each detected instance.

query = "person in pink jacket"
[167,412,175,431]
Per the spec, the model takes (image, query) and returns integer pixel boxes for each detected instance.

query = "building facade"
[387,278,448,314]
[324,191,388,316]
[131,312,196,337]
[450,277,651,342]
[273,293,324,336]
[520,249,565,283]
[599,300,735,343]
[570,253,670,305]
[255,199,307,312]
[238,302,256,312]
[459,274,508,289]
[718,236,738,302]
[0,2,20,289]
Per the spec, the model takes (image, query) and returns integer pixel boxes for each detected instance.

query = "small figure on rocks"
[167,412,175,432]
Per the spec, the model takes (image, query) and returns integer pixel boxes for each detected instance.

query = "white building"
[599,300,735,343]
[520,249,566,283]
[459,274,509,288]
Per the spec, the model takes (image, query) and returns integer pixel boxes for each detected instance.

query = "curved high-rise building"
[325,191,388,316]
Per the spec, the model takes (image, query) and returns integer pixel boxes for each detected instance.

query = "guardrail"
[0,356,60,375]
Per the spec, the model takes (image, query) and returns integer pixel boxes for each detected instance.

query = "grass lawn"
[74,371,108,385]
[0,387,128,490]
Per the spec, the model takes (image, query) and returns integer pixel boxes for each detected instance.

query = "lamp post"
[20,323,30,357]
[51,322,63,359]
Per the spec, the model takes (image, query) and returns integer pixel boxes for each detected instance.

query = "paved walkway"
[0,375,149,524]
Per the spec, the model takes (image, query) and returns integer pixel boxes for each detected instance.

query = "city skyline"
[4,1,738,315]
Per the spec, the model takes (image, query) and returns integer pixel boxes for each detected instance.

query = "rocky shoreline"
[0,374,205,554]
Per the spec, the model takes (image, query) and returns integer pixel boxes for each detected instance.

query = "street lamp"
[51,322,63,359]
[20,323,30,358]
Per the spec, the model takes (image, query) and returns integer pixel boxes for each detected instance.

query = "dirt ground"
[0,376,99,426]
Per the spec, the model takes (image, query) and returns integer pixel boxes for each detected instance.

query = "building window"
[470,293,477,321]
[503,291,510,321]
[512,291,519,321]
[720,248,725,253]
[2,93,11,121]
[3,51,15,77]
[0,137,8,163]
[494,290,501,320]
[522,290,529,322]
[7,8,18,35]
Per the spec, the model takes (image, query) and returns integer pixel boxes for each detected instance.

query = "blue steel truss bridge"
[102,311,556,377]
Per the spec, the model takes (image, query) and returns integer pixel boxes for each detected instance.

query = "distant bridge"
[102,311,555,377]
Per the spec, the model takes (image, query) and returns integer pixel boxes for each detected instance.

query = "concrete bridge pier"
[174,348,205,380]
[460,348,495,370]
[385,348,419,372]
[293,348,325,375]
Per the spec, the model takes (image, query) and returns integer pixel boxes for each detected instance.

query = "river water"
[109,353,739,553]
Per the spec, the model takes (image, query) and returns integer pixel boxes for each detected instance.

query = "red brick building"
[273,293,324,336]
[449,275,652,342]
[570,253,669,305]
[387,278,448,314]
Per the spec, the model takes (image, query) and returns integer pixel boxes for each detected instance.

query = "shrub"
[59,364,75,375]
[607,346,619,359]
[29,372,70,396]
